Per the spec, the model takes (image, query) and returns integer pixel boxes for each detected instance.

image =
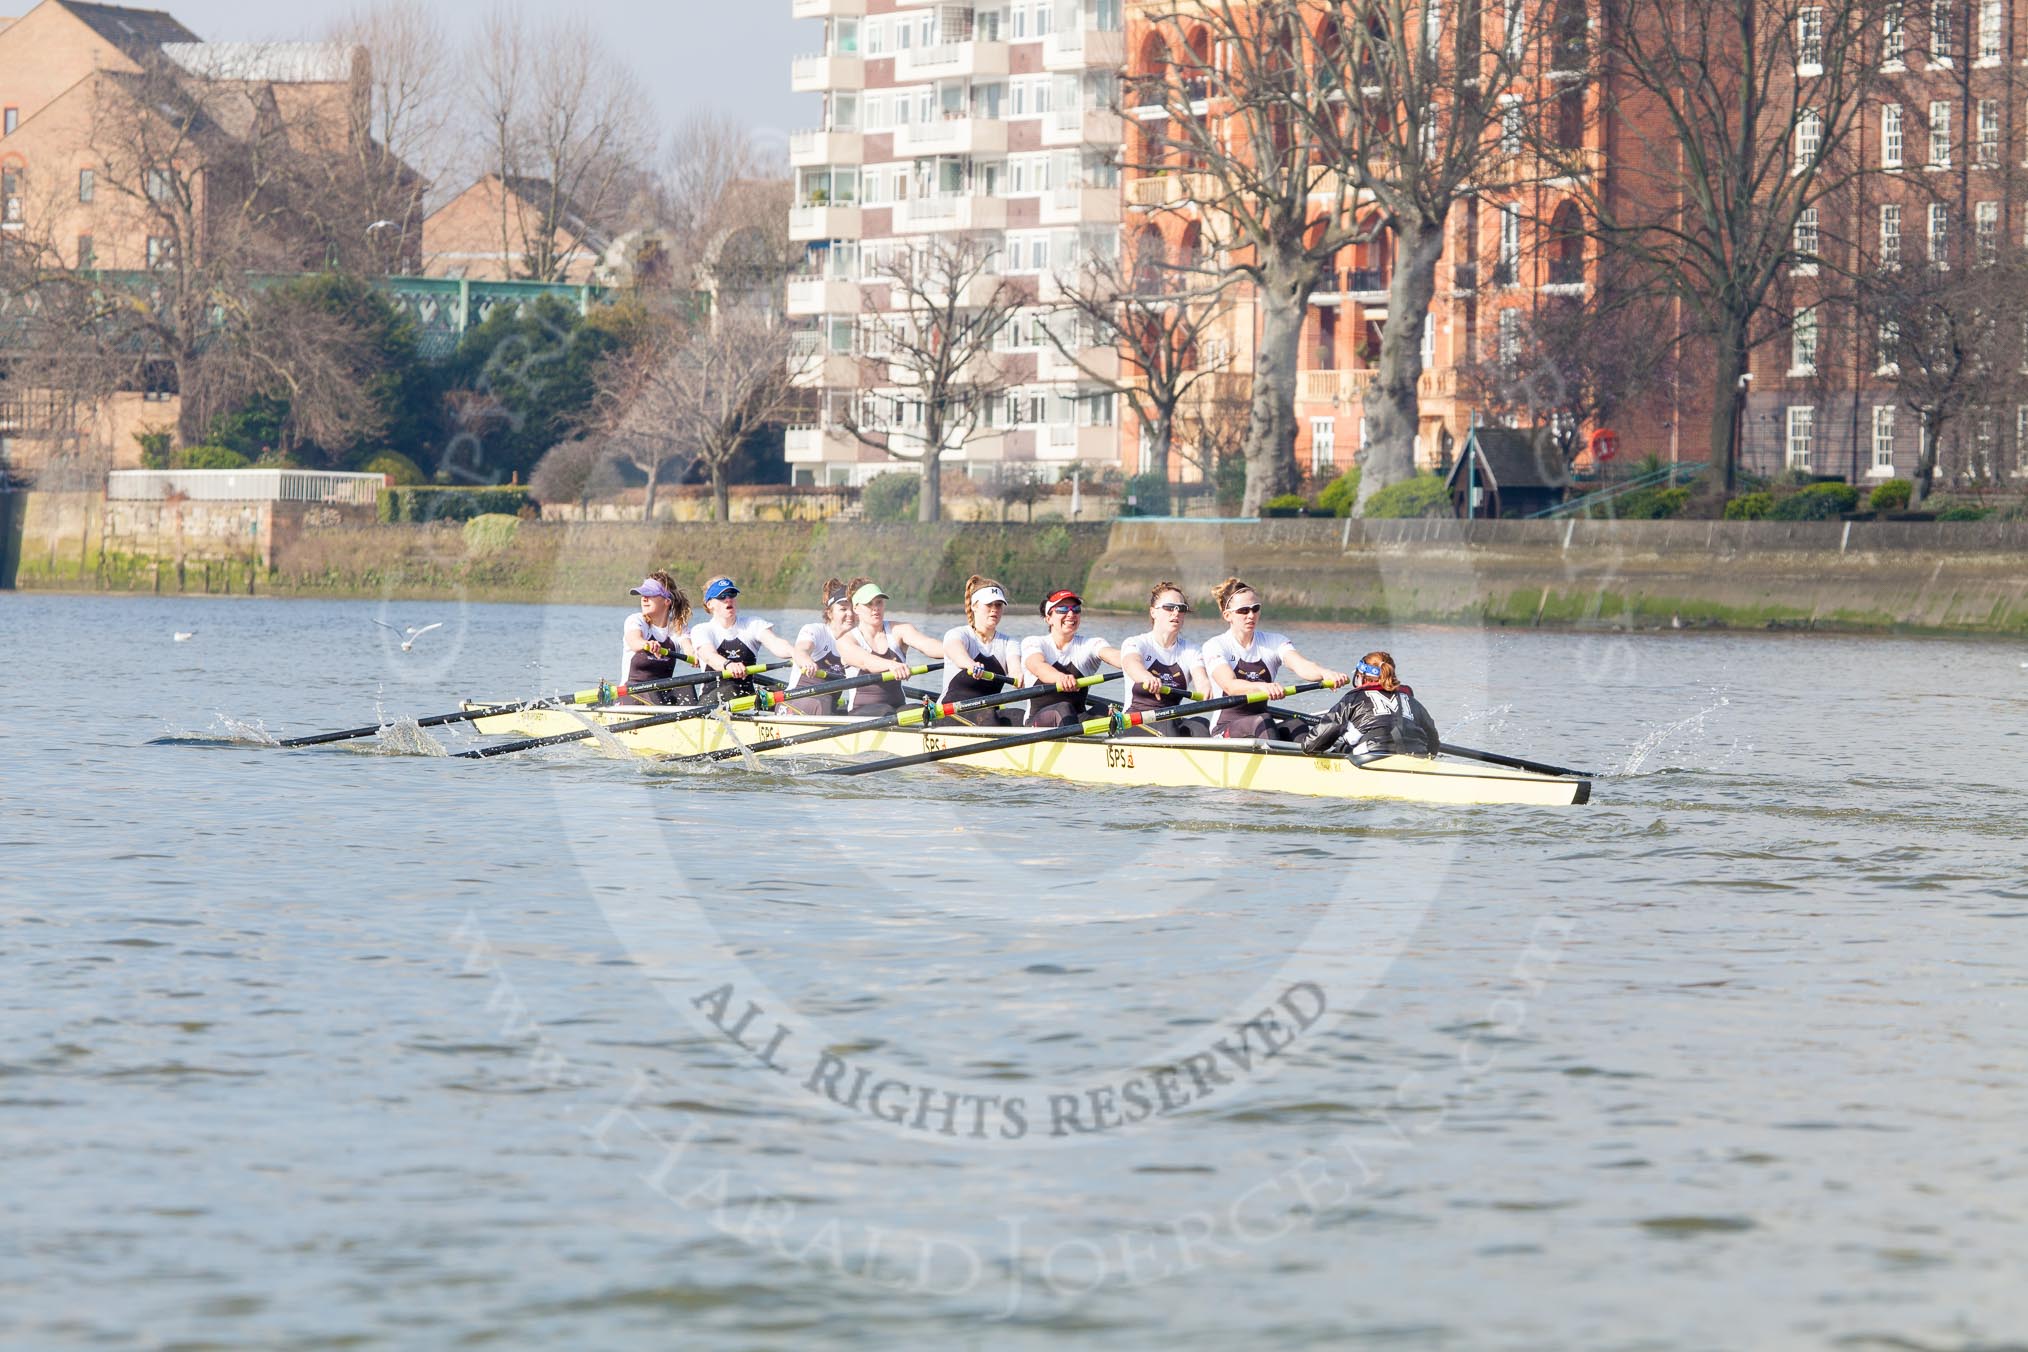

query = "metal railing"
[1527,461,1708,519]
[107,469,384,506]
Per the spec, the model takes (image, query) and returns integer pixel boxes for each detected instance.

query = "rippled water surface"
[3,593,2025,1350]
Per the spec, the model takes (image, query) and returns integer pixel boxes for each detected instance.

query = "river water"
[2,592,2024,1350]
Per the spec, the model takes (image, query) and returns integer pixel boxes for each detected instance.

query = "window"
[1,169,18,223]
[1883,2,1906,65]
[1882,102,1903,167]
[1794,207,1820,273]
[78,168,94,202]
[2018,407,2028,474]
[1497,308,1520,366]
[1978,99,2000,165]
[1877,318,1901,372]
[1977,200,1999,264]
[1310,417,1337,474]
[1497,205,1520,284]
[1504,0,1526,62]
[1795,108,1822,174]
[1931,0,1953,62]
[146,167,172,202]
[146,235,173,268]
[76,234,92,268]
[1979,0,2003,61]
[1930,202,1950,268]
[1798,7,1824,71]
[1975,412,1997,476]
[1791,306,1818,375]
[1929,100,1951,167]
[1786,406,1816,471]
[2,107,15,135]
[1872,405,1897,474]
[1500,97,1523,155]
[1881,202,1903,266]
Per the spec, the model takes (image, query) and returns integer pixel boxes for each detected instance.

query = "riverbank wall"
[5,495,2025,635]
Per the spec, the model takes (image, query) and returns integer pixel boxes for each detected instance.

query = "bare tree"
[473,10,654,282]
[594,304,813,522]
[530,435,627,514]
[1044,226,1237,486]
[1863,248,2028,504]
[1175,374,1256,512]
[841,234,1021,524]
[0,228,130,485]
[1577,0,1903,493]
[320,0,458,273]
[1134,0,1557,512]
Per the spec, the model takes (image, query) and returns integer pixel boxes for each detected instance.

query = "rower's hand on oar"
[1049,671,1081,692]
[1139,676,1164,696]
[794,655,823,678]
[1264,683,1289,701]
[1321,669,1351,687]
[884,658,915,679]
[724,661,748,679]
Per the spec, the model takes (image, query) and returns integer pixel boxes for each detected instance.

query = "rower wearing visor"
[836,579,944,714]
[938,574,1023,726]
[690,575,820,700]
[619,573,694,705]
[1021,589,1124,729]
[1201,577,1349,741]
[1118,581,1212,736]
[784,578,858,714]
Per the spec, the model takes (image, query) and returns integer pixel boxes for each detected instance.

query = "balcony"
[1039,184,1121,226]
[1126,172,1214,208]
[1037,344,1121,383]
[1041,105,1126,148]
[792,52,864,93]
[892,193,1007,234]
[892,116,1009,158]
[785,276,862,316]
[883,271,1010,310]
[895,39,1010,82]
[1040,424,1121,461]
[1043,27,1127,71]
[785,425,862,463]
[789,202,863,241]
[791,0,865,14]
[1298,369,1378,404]
[1342,267,1388,299]
[787,347,862,389]
[789,129,864,167]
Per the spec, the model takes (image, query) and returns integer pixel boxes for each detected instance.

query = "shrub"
[1363,474,1454,519]
[363,451,426,486]
[1214,454,1247,516]
[376,485,532,523]
[1122,471,1171,516]
[1723,491,1775,520]
[1614,485,1692,519]
[1768,482,1859,521]
[1261,492,1307,516]
[135,429,173,470]
[176,445,252,470]
[1935,502,1991,521]
[861,471,921,522]
[1317,466,1363,517]
[1868,478,1913,512]
[462,513,521,555]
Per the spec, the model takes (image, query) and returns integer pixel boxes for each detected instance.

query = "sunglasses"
[1155,602,1191,613]
[1050,603,1083,615]
[1230,604,1262,615]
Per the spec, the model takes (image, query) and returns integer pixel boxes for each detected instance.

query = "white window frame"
[1881,202,1903,267]
[1310,416,1337,474]
[1978,98,2001,165]
[1795,108,1822,175]
[1786,405,1816,471]
[1798,7,1824,72]
[1877,318,1901,373]
[1978,0,2003,62]
[1884,2,1907,65]
[1882,102,1904,167]
[1977,200,1999,265]
[1790,306,1819,376]
[1930,202,1950,269]
[1794,207,1820,274]
[1929,99,1952,168]
[1497,205,1521,283]
[1497,308,1521,366]
[1930,0,1953,63]
[1871,405,1897,476]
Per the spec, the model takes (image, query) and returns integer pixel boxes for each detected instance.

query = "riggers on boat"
[459,703,1592,807]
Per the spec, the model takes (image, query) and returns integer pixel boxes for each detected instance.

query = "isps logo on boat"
[529,541,1492,1150]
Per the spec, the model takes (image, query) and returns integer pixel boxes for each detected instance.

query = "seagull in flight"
[373,619,444,652]
[173,630,196,642]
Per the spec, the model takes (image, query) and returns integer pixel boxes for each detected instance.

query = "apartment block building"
[785,0,1130,486]
[1745,0,2028,487]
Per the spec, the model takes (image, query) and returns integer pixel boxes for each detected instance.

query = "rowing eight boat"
[458,702,1591,807]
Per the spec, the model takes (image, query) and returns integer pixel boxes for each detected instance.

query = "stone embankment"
[5,491,2025,635]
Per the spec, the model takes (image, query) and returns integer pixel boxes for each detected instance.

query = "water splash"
[1448,702,1515,741]
[373,717,448,758]
[570,710,638,760]
[1611,697,1746,777]
[209,714,280,747]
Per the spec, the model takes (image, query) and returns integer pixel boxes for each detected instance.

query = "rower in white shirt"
[1200,577,1349,741]
[1021,588,1124,729]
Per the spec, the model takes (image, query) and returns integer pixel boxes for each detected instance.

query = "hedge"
[1723,491,1774,520]
[1768,482,1859,521]
[1614,485,1692,519]
[1363,474,1453,519]
[1317,466,1362,517]
[378,485,533,523]
[1868,479,1912,512]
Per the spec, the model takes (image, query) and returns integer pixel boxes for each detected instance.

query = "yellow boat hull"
[461,704,1591,807]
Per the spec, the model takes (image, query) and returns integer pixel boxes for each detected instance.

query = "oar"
[822,679,1345,778]
[670,671,1110,764]
[1441,744,1593,779]
[274,667,749,749]
[456,666,935,760]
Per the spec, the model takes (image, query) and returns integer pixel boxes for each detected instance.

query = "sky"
[160,0,819,153]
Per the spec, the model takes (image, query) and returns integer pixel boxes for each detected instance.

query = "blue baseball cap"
[704,577,740,602]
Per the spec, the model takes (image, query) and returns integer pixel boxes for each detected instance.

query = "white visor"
[972,586,1008,607]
